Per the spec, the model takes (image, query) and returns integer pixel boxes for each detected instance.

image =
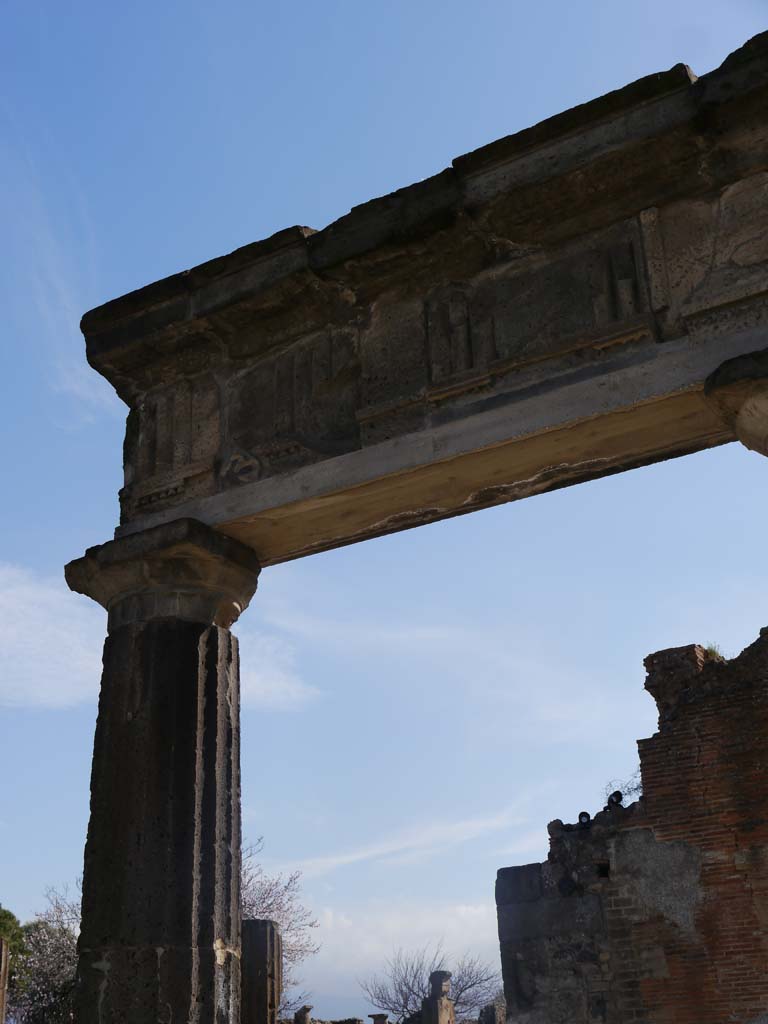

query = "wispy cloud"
[290,805,525,879]
[0,563,318,712]
[259,597,652,742]
[0,128,122,423]
[0,563,104,708]
[305,899,500,999]
[494,827,549,861]
[238,629,321,711]
[264,603,461,654]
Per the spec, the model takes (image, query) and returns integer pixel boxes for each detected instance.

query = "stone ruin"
[421,971,456,1024]
[62,29,768,1024]
[496,633,768,1022]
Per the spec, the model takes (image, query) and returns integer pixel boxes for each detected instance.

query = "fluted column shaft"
[66,519,261,1024]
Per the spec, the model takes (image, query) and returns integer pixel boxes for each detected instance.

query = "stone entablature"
[80,34,768,565]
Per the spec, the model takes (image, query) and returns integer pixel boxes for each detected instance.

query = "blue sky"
[1,0,766,1015]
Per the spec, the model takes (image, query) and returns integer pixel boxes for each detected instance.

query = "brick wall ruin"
[496,631,768,1023]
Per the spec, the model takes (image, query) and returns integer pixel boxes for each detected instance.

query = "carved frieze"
[473,228,650,375]
[425,286,495,398]
[117,187,768,523]
[356,217,655,444]
[120,373,220,521]
[222,327,361,483]
[654,172,768,334]
[356,296,430,446]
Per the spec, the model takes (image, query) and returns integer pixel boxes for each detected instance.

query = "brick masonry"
[496,631,768,1023]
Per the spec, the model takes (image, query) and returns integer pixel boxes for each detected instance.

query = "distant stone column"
[242,919,283,1024]
[0,937,9,1024]
[65,518,261,1024]
[294,1004,313,1024]
[478,1002,503,1024]
[421,972,455,1024]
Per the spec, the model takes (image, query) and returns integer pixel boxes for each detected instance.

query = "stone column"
[241,919,283,1024]
[421,972,455,1024]
[293,1005,313,1024]
[65,518,261,1024]
[478,1003,503,1024]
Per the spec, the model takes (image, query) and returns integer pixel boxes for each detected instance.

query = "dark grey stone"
[74,621,242,1023]
[242,920,282,1024]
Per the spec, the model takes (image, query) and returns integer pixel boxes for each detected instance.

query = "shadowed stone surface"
[67,520,260,1024]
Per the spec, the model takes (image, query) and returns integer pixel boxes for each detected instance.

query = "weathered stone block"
[242,919,283,1024]
[495,864,542,905]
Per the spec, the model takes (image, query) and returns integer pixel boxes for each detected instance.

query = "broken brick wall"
[496,631,768,1023]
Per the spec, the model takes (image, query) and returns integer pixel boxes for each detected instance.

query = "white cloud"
[238,629,321,711]
[0,563,317,712]
[303,899,500,1008]
[0,563,104,708]
[290,805,525,879]
[50,356,123,421]
[494,828,549,861]
[0,138,122,422]
[264,603,461,655]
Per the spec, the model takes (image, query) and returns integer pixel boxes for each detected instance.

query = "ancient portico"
[66,31,768,1023]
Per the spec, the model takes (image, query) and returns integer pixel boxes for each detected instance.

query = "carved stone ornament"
[65,517,261,630]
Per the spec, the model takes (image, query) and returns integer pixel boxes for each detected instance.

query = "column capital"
[705,349,768,457]
[65,517,261,630]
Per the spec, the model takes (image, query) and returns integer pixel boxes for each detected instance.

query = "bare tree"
[360,943,501,1021]
[37,886,81,935]
[240,839,320,1013]
[603,765,643,807]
